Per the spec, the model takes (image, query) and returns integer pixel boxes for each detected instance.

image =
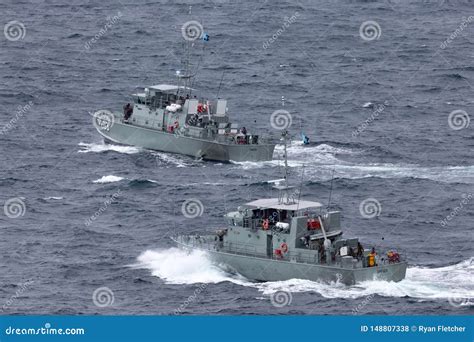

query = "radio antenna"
[216,71,225,99]
[327,168,335,210]
[296,164,305,211]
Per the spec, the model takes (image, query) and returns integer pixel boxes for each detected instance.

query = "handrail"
[176,235,405,268]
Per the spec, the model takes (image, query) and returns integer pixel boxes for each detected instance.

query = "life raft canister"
[274,248,283,258]
[262,219,269,230]
[197,103,207,113]
[280,242,288,254]
[307,218,321,230]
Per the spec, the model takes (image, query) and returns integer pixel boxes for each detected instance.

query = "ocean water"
[0,0,473,315]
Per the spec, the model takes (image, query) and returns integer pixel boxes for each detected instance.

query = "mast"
[283,130,289,189]
[177,40,193,98]
[276,130,295,205]
[177,6,196,98]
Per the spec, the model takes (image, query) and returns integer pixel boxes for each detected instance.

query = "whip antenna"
[327,168,335,210]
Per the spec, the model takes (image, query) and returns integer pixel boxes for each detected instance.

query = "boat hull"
[174,239,407,285]
[94,118,275,162]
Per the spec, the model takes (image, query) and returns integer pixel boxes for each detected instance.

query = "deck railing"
[176,235,320,265]
[175,235,405,268]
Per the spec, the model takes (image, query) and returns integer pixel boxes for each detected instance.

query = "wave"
[127,179,160,188]
[78,142,141,154]
[132,248,248,285]
[93,175,124,184]
[78,142,199,168]
[441,73,466,80]
[149,151,192,168]
[92,175,162,186]
[42,196,63,200]
[133,249,473,304]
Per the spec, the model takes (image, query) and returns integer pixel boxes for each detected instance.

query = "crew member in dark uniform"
[123,103,133,120]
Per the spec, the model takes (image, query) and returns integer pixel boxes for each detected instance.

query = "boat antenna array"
[282,130,289,189]
[176,7,207,97]
[327,168,335,210]
[216,71,225,99]
[276,130,298,206]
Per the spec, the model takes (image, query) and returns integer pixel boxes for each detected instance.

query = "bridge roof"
[149,84,195,92]
[244,198,322,211]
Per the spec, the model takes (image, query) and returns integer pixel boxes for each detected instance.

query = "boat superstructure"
[173,132,407,284]
[93,28,275,162]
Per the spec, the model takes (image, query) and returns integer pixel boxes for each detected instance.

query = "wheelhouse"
[131,84,196,109]
[226,197,325,232]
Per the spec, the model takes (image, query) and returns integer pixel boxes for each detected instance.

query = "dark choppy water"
[0,0,473,315]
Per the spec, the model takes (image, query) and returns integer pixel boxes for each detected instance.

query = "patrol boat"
[173,132,407,285]
[92,30,275,162]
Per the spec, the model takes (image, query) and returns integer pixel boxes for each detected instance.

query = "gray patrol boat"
[92,31,275,162]
[173,132,407,285]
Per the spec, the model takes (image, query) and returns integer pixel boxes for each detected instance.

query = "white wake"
[78,142,141,154]
[133,249,474,303]
[232,141,474,184]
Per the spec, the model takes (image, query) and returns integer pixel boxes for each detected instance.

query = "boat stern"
[352,261,408,284]
[227,143,276,162]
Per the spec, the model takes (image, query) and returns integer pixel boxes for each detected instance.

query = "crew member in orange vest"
[368,247,377,267]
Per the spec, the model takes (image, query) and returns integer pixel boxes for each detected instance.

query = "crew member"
[123,103,133,120]
[356,242,364,259]
[368,247,377,267]
[319,243,326,263]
